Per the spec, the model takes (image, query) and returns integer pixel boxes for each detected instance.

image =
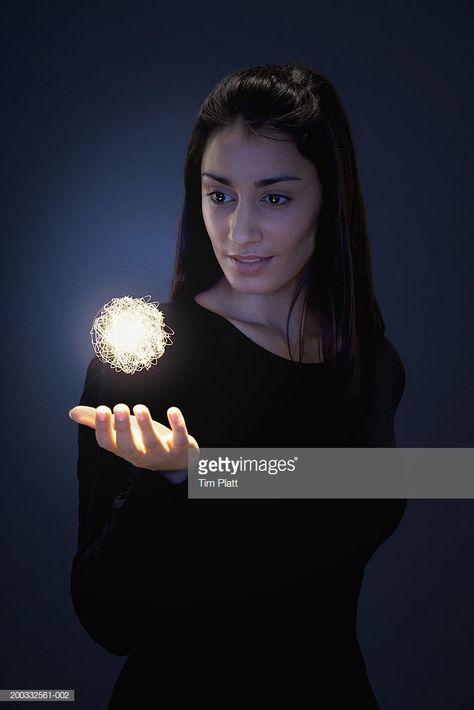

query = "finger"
[94,406,116,451]
[167,407,189,449]
[114,403,144,456]
[133,405,168,454]
[68,405,97,428]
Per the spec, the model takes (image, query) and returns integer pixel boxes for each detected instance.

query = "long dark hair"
[170,63,385,407]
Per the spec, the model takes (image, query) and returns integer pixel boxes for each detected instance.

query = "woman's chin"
[224,276,273,295]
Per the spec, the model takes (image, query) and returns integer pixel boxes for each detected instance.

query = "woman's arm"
[341,335,408,560]
[70,356,190,656]
[350,335,406,447]
[71,464,190,656]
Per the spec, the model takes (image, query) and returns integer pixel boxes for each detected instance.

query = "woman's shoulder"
[156,298,191,319]
[157,298,205,331]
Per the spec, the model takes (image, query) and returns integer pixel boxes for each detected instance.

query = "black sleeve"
[70,355,189,656]
[350,335,406,447]
[341,335,408,562]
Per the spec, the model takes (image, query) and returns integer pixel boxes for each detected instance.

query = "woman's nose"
[228,202,262,245]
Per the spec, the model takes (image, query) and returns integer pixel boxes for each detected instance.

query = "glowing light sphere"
[90,295,174,374]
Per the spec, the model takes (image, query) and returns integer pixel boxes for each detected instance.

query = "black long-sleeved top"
[70,298,407,707]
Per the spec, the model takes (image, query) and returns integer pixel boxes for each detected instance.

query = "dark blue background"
[1,1,473,708]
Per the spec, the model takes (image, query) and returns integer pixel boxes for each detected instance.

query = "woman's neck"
[198,277,320,346]
[194,278,322,362]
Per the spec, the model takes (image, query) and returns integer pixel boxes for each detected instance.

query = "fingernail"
[97,411,107,421]
[171,409,182,425]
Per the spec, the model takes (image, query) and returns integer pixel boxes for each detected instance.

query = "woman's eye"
[264,193,290,205]
[207,191,231,204]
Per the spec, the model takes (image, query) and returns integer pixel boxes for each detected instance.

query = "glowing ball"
[90,295,173,374]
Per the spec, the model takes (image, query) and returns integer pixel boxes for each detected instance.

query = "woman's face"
[200,120,323,297]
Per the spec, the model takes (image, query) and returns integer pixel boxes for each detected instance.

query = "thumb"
[68,405,97,428]
[167,407,189,448]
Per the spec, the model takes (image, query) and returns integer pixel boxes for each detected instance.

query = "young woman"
[69,63,406,708]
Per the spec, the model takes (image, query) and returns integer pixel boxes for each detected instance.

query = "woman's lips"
[227,255,273,274]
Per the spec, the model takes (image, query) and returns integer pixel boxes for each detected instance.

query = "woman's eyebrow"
[201,172,303,187]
